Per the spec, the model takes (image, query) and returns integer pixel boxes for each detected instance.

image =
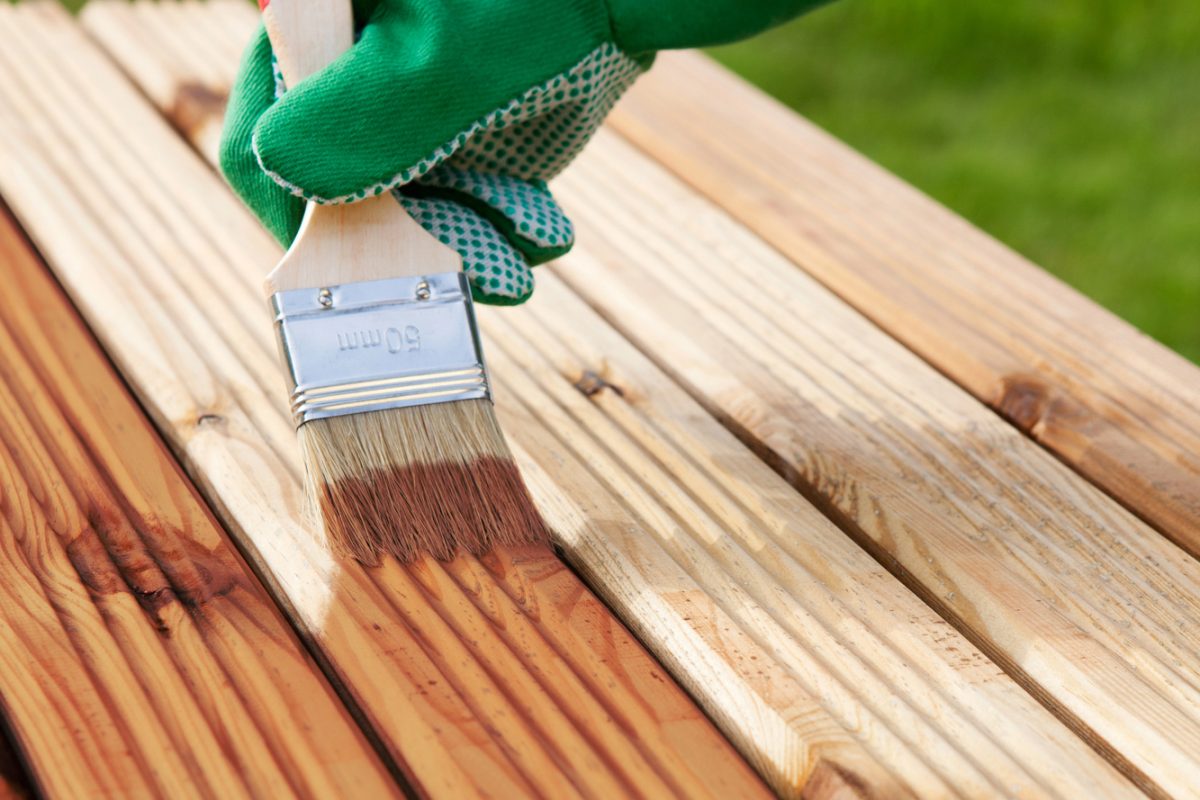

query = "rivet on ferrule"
[270,273,491,426]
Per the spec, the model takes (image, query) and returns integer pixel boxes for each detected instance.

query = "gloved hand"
[221,0,825,304]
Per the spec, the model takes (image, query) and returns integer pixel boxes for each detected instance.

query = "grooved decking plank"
[69,2,1148,797]
[608,52,1200,560]
[546,125,1200,797]
[0,207,397,798]
[84,0,239,159]
[0,4,770,798]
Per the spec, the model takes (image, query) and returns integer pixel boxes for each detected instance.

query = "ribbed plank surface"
[610,52,1200,561]
[0,4,770,798]
[0,205,397,798]
[552,122,1200,799]
[48,2,1154,797]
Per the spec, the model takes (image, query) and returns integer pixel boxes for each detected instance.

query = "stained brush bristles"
[298,398,550,563]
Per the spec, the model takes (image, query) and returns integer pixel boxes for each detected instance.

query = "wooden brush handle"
[260,0,355,84]
[261,0,463,295]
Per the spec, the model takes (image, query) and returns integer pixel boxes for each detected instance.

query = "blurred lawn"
[709,0,1200,363]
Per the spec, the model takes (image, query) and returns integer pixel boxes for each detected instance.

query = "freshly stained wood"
[1,4,769,798]
[0,206,397,798]
[609,52,1200,559]
[548,129,1200,798]
[33,1,1153,797]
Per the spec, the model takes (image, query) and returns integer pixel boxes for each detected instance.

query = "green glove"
[221,0,825,304]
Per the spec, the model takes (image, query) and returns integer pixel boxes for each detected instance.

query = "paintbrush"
[260,0,547,563]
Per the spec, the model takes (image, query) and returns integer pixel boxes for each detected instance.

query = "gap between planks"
[0,719,29,800]
[608,52,1200,562]
[41,1,1170,797]
[1,3,774,799]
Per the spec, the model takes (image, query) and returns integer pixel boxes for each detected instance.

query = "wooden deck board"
[609,53,1200,560]
[548,128,1200,797]
[41,1,1163,797]
[0,4,771,798]
[0,206,398,798]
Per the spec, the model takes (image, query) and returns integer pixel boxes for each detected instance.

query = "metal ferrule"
[271,273,491,427]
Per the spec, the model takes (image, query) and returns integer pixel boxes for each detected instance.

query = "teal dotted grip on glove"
[400,170,572,305]
[220,0,825,305]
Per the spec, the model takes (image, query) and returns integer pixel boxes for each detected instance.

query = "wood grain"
[83,0,242,159]
[0,204,398,798]
[68,2,1154,797]
[609,52,1200,560]
[546,128,1200,798]
[2,4,769,798]
[485,286,1139,799]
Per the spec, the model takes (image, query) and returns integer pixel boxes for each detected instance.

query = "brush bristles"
[298,399,549,564]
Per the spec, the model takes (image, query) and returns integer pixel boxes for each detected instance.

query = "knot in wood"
[994,374,1053,434]
[574,369,625,399]
[167,82,227,140]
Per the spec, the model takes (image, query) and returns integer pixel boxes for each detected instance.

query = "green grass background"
[709,0,1200,362]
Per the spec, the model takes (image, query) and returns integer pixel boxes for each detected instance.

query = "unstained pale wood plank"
[66,2,1152,797]
[609,52,1200,559]
[1,4,771,798]
[548,126,1200,798]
